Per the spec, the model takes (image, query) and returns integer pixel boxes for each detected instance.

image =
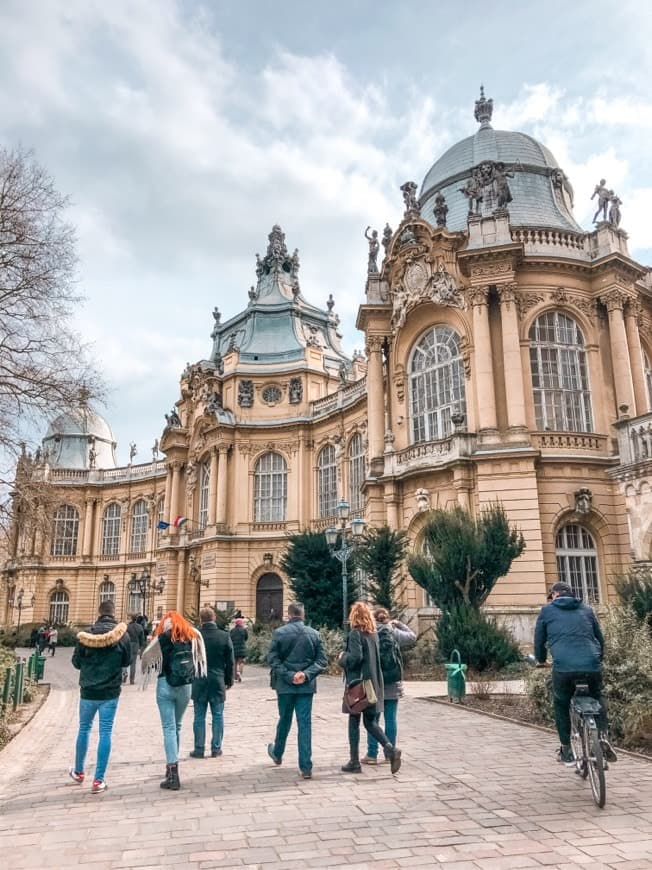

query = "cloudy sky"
[1,0,651,464]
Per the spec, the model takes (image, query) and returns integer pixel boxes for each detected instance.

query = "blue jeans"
[273,693,313,773]
[74,696,119,782]
[367,698,399,759]
[156,676,191,764]
[193,697,224,754]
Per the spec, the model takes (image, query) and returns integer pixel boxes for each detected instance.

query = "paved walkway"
[1,650,652,869]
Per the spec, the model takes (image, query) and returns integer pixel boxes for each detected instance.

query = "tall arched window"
[198,459,211,528]
[409,326,466,443]
[529,311,593,432]
[317,444,337,518]
[130,499,148,553]
[348,433,365,513]
[254,452,287,522]
[51,505,79,556]
[644,350,652,412]
[98,579,115,604]
[555,523,600,603]
[101,503,121,556]
[49,588,69,624]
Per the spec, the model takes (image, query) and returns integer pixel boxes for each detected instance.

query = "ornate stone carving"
[574,487,592,515]
[288,377,303,404]
[496,282,517,308]
[238,380,254,408]
[185,462,197,494]
[433,191,448,227]
[591,179,610,223]
[552,288,599,323]
[364,226,379,273]
[393,364,407,403]
[459,171,483,215]
[400,181,419,218]
[625,299,643,323]
[392,263,464,331]
[365,336,384,355]
[474,85,493,126]
[404,259,429,295]
[469,261,511,280]
[459,335,472,380]
[515,292,545,319]
[381,223,393,256]
[600,289,629,312]
[466,286,490,307]
[399,226,418,247]
[415,488,431,513]
[164,408,182,428]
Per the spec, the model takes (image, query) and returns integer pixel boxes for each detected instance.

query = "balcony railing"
[311,378,367,418]
[47,460,166,484]
[511,227,588,258]
[531,432,607,453]
[615,413,652,467]
[387,432,477,475]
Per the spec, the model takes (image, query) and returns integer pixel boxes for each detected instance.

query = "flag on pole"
[156,520,170,530]
[173,516,189,528]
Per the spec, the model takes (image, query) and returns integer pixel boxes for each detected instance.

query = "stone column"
[207,447,218,526]
[175,552,186,612]
[163,465,173,524]
[216,446,229,527]
[602,290,635,415]
[469,286,497,434]
[366,336,385,467]
[497,283,527,434]
[169,462,182,529]
[624,300,649,416]
[82,498,95,557]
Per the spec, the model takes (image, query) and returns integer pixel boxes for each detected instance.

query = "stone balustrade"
[47,460,166,485]
[615,412,652,466]
[387,431,477,475]
[511,227,588,258]
[530,432,607,453]
[311,377,367,418]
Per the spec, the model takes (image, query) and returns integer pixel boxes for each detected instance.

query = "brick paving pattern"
[1,649,651,869]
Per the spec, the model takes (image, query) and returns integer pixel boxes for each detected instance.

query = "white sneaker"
[91,779,107,793]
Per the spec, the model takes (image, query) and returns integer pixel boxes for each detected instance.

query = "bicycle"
[569,681,607,808]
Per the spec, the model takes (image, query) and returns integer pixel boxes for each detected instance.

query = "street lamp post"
[128,567,165,621]
[15,588,24,637]
[325,499,366,631]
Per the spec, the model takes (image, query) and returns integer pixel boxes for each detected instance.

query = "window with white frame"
[317,444,337,518]
[555,523,601,603]
[98,579,115,604]
[127,587,144,615]
[198,459,211,528]
[49,589,69,624]
[529,311,593,432]
[51,504,79,556]
[130,499,148,553]
[101,503,121,556]
[409,326,466,444]
[645,350,652,411]
[254,452,287,522]
[348,433,365,513]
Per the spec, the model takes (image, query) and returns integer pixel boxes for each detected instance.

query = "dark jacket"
[72,615,132,700]
[267,618,327,694]
[339,628,385,713]
[126,620,145,650]
[534,596,605,673]
[230,625,248,659]
[192,622,234,704]
[378,620,417,701]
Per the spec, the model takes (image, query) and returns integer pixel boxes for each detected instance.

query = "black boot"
[168,763,180,790]
[386,746,402,775]
[160,764,171,789]
[341,747,361,773]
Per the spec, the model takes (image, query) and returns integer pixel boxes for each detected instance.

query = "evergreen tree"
[356,526,408,613]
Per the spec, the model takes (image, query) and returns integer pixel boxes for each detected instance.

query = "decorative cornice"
[551,288,599,324]
[365,336,385,354]
[600,288,633,313]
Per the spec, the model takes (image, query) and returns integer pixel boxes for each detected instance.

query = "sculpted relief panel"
[391,260,465,332]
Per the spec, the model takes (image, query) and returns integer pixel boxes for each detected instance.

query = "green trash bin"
[445,649,467,702]
[34,654,46,682]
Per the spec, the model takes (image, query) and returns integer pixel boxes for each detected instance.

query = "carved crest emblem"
[404,259,429,294]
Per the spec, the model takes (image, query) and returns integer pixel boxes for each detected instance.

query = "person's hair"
[155,610,197,642]
[287,601,304,618]
[349,601,376,633]
[374,607,390,623]
[200,606,216,624]
[98,600,115,617]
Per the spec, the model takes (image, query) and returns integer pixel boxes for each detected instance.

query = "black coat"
[339,628,384,713]
[72,616,132,700]
[534,596,604,673]
[229,625,248,658]
[126,620,145,649]
[192,622,234,704]
[267,618,327,695]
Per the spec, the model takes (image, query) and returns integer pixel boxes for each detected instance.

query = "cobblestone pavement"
[1,650,652,869]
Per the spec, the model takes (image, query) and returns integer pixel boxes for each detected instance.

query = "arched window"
[555,523,600,603]
[127,585,144,616]
[51,505,79,556]
[130,499,148,553]
[348,433,365,513]
[198,459,211,528]
[49,588,69,624]
[529,311,593,432]
[317,444,337,518]
[409,326,466,443]
[101,503,121,556]
[644,350,652,412]
[98,579,115,604]
[254,452,287,522]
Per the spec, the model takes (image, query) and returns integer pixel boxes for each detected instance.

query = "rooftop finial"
[474,84,493,129]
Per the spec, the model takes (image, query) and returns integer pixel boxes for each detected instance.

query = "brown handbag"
[342,679,370,715]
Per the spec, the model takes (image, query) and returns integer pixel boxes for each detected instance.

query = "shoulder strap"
[280,626,307,664]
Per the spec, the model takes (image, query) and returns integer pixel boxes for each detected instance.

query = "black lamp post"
[325,499,366,631]
[128,567,164,620]
[15,587,24,637]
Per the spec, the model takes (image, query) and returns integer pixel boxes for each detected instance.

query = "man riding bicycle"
[534,581,617,765]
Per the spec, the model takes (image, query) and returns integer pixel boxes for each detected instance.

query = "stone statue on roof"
[433,191,448,227]
[364,226,379,273]
[591,179,610,223]
[381,223,393,255]
[400,181,419,217]
[494,162,514,209]
[608,194,622,228]
[459,170,483,215]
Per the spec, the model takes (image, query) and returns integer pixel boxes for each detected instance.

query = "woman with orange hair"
[338,602,402,775]
[141,610,206,790]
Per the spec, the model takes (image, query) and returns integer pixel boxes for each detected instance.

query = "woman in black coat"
[338,601,402,774]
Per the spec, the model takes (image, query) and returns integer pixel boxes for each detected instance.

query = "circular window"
[262,385,282,404]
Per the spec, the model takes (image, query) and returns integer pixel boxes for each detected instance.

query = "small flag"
[173,516,188,528]
[156,520,170,530]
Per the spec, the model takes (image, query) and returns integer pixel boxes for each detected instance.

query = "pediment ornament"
[392,261,464,332]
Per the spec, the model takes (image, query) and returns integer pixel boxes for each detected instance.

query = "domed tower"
[42,403,117,470]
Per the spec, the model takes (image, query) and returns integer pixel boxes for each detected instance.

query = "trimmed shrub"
[317,627,345,675]
[615,569,652,632]
[402,631,437,675]
[435,605,521,673]
[245,625,273,664]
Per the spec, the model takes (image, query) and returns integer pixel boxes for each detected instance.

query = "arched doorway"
[256,573,283,623]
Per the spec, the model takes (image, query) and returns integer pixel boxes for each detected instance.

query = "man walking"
[125,614,145,685]
[534,581,617,765]
[266,601,327,779]
[48,626,58,656]
[69,600,131,793]
[190,606,235,758]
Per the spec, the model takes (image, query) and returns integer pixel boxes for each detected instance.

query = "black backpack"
[378,624,402,685]
[166,640,195,687]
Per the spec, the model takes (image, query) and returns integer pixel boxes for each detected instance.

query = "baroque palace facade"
[3,91,652,639]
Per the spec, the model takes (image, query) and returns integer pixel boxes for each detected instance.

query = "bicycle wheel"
[583,718,606,808]
[570,711,588,778]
